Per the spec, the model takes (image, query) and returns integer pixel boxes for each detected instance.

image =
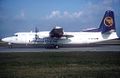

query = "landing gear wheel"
[45,44,59,49]
[55,45,59,49]
[8,43,12,48]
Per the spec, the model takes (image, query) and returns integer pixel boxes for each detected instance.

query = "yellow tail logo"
[104,17,113,27]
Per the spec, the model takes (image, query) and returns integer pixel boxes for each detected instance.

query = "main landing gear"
[45,44,59,49]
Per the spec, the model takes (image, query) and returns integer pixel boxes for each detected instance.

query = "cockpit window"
[15,35,18,37]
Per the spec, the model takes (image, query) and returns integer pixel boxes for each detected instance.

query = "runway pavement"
[0,39,120,52]
[0,45,120,52]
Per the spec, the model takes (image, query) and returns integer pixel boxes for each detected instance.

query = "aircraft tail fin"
[99,10,115,33]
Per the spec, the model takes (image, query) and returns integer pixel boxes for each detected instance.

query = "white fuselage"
[2,31,118,45]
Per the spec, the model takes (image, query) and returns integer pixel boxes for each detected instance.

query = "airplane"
[1,10,119,48]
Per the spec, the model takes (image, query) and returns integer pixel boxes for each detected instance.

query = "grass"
[0,52,120,78]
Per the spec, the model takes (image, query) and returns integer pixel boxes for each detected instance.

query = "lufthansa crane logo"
[104,17,113,27]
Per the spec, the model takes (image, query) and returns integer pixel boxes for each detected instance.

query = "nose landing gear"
[8,43,12,48]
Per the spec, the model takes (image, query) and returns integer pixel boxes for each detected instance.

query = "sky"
[0,0,120,38]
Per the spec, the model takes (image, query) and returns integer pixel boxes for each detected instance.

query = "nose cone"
[1,38,8,42]
[2,38,5,42]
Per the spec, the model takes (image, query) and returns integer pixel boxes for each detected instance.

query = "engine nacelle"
[49,26,64,38]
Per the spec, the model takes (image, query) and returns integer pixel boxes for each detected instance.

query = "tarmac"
[0,39,120,52]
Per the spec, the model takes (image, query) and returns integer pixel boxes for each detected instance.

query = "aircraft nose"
[2,38,5,42]
[1,38,8,42]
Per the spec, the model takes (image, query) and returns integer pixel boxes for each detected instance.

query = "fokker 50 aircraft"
[2,10,119,48]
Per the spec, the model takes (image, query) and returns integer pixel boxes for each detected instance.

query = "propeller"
[35,27,39,42]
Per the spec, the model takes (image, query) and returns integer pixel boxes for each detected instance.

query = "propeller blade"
[34,27,39,41]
